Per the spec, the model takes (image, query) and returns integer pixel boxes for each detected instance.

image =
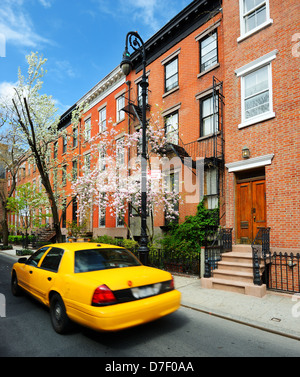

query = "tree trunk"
[1,206,9,246]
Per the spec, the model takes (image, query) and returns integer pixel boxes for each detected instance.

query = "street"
[1,254,300,358]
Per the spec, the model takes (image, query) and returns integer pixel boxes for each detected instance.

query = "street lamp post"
[120,31,149,265]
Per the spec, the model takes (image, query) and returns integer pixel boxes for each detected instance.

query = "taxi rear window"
[74,248,141,273]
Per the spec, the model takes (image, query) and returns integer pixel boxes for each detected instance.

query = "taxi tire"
[11,272,22,297]
[50,293,71,334]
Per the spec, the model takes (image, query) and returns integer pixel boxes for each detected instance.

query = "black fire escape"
[123,76,225,214]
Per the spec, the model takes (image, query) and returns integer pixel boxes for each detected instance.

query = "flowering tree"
[7,182,51,240]
[0,52,65,242]
[72,107,181,242]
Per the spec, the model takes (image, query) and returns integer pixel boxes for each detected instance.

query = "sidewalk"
[1,246,299,341]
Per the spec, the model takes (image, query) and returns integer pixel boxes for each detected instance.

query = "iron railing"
[251,227,300,293]
[267,251,300,294]
[251,227,271,286]
[132,248,201,277]
[204,227,232,278]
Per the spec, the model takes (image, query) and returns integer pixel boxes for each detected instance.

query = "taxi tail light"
[92,285,117,306]
[169,276,175,290]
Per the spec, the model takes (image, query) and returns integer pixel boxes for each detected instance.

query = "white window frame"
[238,0,273,42]
[98,202,106,228]
[165,111,179,144]
[116,95,125,122]
[235,50,277,129]
[99,106,107,133]
[84,118,91,141]
[98,147,106,171]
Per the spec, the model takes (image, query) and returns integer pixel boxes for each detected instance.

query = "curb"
[181,303,300,342]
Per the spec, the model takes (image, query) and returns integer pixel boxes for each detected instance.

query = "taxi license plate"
[131,283,161,299]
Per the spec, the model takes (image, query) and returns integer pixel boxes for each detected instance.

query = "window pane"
[244,65,270,119]
[165,112,178,144]
[166,59,177,77]
[40,248,64,272]
[245,66,268,98]
[245,91,269,119]
[165,59,178,91]
[244,4,266,32]
[244,0,265,13]
[26,247,49,267]
[201,95,218,136]
[201,33,218,72]
[75,248,141,273]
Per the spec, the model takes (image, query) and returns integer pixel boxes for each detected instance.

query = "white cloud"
[0,0,52,48]
[38,0,53,8]
[0,81,17,101]
[95,0,179,34]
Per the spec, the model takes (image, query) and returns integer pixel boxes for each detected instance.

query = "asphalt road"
[1,254,300,358]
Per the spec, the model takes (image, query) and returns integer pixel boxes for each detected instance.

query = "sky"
[0,0,192,116]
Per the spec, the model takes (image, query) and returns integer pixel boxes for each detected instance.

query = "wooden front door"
[236,179,266,243]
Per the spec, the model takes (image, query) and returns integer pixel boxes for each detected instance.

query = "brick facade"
[223,0,300,250]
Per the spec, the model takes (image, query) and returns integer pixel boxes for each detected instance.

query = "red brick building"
[9,0,299,256]
[222,0,300,251]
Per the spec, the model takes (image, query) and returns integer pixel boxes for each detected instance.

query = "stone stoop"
[201,244,266,297]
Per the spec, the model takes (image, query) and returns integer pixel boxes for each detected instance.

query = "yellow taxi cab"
[11,243,181,334]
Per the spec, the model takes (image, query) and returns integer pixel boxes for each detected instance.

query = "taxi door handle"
[47,277,52,281]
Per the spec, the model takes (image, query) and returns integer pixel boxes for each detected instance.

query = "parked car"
[11,242,181,334]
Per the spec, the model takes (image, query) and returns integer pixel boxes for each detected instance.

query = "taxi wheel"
[50,293,71,334]
[11,272,22,296]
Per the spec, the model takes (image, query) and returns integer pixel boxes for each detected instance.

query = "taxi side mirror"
[18,257,28,264]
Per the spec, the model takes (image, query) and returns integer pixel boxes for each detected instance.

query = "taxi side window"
[26,247,49,267]
[40,247,64,273]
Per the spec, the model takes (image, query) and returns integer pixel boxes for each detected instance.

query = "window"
[239,0,272,41]
[62,199,67,228]
[62,165,67,186]
[73,126,78,148]
[200,31,218,72]
[116,95,125,122]
[116,138,125,166]
[205,168,218,210]
[53,142,58,159]
[99,147,106,171]
[72,198,77,223]
[235,50,277,128]
[62,135,67,154]
[72,160,78,181]
[99,198,106,227]
[84,153,91,174]
[99,107,106,133]
[244,65,270,120]
[26,247,49,267]
[74,248,140,273]
[84,118,91,141]
[165,112,179,144]
[164,172,179,225]
[40,247,64,273]
[165,58,178,92]
[200,95,219,137]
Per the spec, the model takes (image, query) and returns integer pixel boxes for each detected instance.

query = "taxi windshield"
[74,248,141,273]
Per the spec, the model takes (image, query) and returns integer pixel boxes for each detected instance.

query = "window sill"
[238,111,275,129]
[197,131,220,141]
[237,19,273,43]
[197,63,220,79]
[162,85,179,98]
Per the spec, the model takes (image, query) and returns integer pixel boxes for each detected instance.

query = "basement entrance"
[236,168,266,244]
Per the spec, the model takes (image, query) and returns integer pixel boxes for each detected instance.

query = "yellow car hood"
[74,265,172,291]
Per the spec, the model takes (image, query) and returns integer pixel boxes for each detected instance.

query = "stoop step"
[201,244,266,297]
